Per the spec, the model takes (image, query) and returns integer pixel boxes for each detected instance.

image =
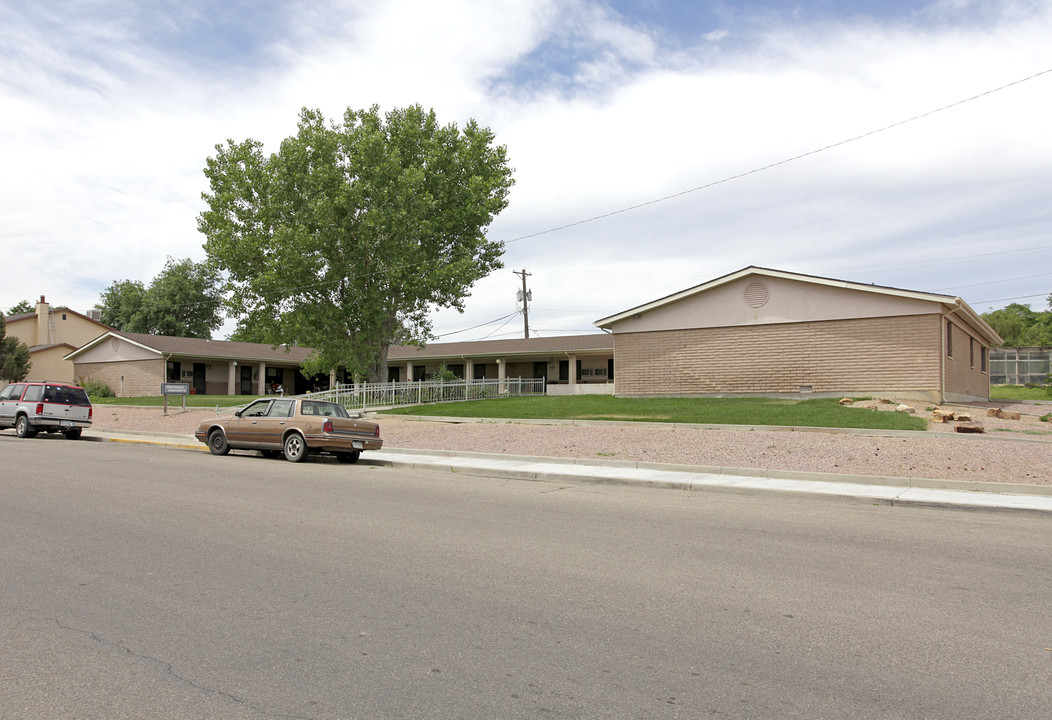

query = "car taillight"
[322,420,334,433]
[35,403,44,414]
[374,425,380,437]
[88,407,93,419]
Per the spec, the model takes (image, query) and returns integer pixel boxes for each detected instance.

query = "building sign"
[161,382,190,396]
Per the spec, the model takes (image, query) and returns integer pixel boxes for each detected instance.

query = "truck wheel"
[15,415,36,438]
[63,428,83,440]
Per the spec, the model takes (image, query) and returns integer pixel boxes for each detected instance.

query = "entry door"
[240,366,254,395]
[533,362,547,381]
[193,363,207,395]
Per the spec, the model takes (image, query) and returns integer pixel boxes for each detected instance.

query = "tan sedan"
[195,397,382,463]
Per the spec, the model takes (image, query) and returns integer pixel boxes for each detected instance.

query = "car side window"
[0,384,23,401]
[269,399,294,417]
[241,401,270,417]
[22,385,43,402]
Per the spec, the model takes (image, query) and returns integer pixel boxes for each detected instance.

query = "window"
[270,399,294,417]
[241,400,270,417]
[0,384,24,401]
[981,346,987,373]
[946,321,953,358]
[22,385,43,402]
[970,338,975,368]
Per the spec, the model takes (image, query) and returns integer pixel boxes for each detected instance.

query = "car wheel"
[283,433,308,463]
[208,429,230,456]
[63,428,83,440]
[337,451,361,464]
[260,450,282,459]
[15,415,36,438]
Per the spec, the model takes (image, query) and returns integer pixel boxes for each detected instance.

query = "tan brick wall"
[943,316,992,402]
[613,314,943,399]
[74,359,164,397]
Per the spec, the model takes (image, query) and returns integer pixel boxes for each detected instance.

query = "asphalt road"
[1,435,1049,719]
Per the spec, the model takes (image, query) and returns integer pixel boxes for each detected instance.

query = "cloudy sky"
[3,0,1051,341]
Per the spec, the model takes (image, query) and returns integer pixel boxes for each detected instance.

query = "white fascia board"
[63,331,164,360]
[595,266,967,329]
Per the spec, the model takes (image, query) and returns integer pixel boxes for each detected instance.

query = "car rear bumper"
[304,433,383,453]
[34,418,92,429]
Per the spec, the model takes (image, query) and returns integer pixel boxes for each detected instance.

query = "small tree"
[0,314,31,382]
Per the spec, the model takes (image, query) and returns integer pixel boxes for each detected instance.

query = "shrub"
[79,379,115,397]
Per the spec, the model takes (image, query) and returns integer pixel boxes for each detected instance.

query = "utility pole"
[514,268,532,339]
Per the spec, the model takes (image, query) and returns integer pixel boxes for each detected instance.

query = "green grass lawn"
[384,395,929,431]
[90,395,249,408]
[990,385,1052,401]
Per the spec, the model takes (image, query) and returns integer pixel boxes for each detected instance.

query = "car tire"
[260,450,282,459]
[15,415,36,438]
[337,451,361,464]
[63,428,83,440]
[283,433,308,463]
[208,429,230,456]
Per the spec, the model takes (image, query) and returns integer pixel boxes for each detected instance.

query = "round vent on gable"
[744,281,770,308]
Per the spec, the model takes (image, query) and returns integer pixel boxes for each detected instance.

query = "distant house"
[595,266,1001,403]
[3,296,112,384]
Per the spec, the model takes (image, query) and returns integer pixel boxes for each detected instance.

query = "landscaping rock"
[838,398,854,405]
[931,409,954,423]
[955,422,985,433]
[895,404,916,414]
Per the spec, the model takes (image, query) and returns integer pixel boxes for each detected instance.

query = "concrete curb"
[81,429,1052,515]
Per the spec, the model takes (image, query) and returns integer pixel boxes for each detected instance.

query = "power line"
[501,67,1052,246]
[433,311,520,339]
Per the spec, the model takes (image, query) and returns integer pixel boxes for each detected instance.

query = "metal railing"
[312,377,545,412]
[214,377,545,416]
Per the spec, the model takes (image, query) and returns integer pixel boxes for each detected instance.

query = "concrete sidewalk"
[84,429,1052,515]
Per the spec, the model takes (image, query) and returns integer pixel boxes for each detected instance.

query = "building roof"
[388,333,613,360]
[65,331,314,364]
[595,266,1003,345]
[4,306,112,331]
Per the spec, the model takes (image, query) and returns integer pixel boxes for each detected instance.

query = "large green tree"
[982,301,1052,346]
[199,104,514,381]
[7,300,33,315]
[0,314,31,382]
[95,257,224,338]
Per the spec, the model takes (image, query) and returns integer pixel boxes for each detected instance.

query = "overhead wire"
[100,67,1052,323]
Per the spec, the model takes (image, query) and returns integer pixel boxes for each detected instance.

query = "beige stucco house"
[595,266,1002,403]
[66,332,316,397]
[3,296,112,384]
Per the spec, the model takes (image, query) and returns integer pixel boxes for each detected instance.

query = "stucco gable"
[596,266,1001,344]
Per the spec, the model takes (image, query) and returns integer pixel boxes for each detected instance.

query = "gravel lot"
[86,399,1052,487]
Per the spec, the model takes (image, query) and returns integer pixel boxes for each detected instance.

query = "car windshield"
[300,401,349,418]
[44,385,90,406]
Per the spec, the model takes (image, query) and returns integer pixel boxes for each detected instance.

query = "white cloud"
[2,0,1050,335]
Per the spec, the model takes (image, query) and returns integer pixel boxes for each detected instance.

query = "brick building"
[595,267,1001,403]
